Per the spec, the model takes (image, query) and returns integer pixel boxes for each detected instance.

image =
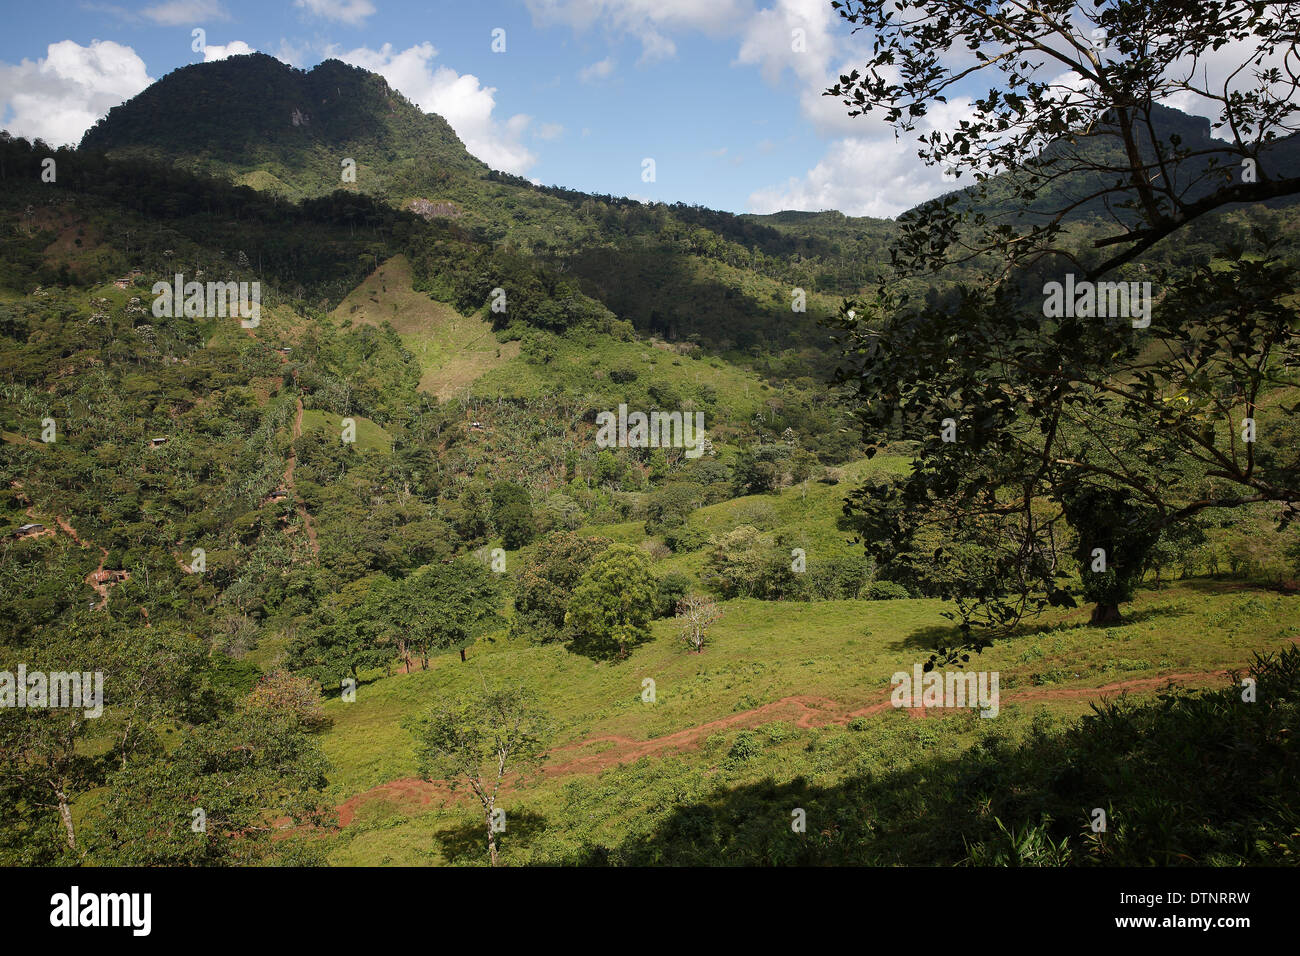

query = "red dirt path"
[333,668,1228,827]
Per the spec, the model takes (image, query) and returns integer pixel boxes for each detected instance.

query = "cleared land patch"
[331,255,519,400]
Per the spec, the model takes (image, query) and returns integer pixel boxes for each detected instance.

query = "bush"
[655,572,693,618]
[866,580,911,600]
[565,544,659,659]
[662,522,708,553]
[726,731,761,764]
[240,669,331,732]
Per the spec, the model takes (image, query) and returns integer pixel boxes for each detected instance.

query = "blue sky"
[0,1,1260,216]
[2,0,971,216]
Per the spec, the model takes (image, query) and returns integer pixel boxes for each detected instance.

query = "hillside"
[2,47,1299,873]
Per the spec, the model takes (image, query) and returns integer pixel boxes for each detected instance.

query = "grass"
[330,255,519,400]
[299,408,392,454]
[313,580,1300,865]
[581,454,913,584]
[472,326,773,420]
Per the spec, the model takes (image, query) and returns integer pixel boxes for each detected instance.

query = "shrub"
[726,731,761,764]
[656,571,692,618]
[240,669,331,732]
[865,580,911,600]
[565,544,659,659]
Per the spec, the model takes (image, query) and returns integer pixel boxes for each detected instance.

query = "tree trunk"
[486,813,498,867]
[1089,603,1123,626]
[55,788,76,850]
[460,647,466,662]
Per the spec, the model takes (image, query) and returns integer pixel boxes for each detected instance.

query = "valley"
[2,21,1299,873]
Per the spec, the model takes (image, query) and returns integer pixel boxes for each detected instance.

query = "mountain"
[3,46,1299,872]
[81,54,483,198]
[924,101,1300,226]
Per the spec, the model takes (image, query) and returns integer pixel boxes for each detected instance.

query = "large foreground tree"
[828,0,1300,651]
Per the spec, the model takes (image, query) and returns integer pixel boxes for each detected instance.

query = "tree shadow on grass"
[887,623,963,653]
[893,592,1199,660]
[566,632,653,664]
[433,809,549,865]
[1174,576,1295,596]
[542,650,1300,866]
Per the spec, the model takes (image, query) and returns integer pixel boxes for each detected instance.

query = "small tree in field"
[676,594,722,654]
[564,544,658,659]
[406,684,551,866]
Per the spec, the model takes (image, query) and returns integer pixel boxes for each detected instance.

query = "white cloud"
[526,0,746,63]
[141,0,230,25]
[203,40,255,62]
[0,39,152,146]
[274,38,312,68]
[749,135,951,218]
[749,96,976,217]
[578,57,615,83]
[535,122,564,140]
[333,42,538,175]
[295,0,376,26]
[734,0,835,85]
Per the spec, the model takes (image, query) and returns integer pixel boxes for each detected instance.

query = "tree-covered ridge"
[2,20,1299,868]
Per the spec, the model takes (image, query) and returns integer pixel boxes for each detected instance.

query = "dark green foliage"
[865,580,911,601]
[491,480,536,550]
[565,544,658,659]
[512,531,613,643]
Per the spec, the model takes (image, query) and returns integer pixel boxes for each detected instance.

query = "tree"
[0,623,205,862]
[829,2,1300,648]
[837,244,1300,645]
[643,481,705,535]
[242,669,331,732]
[288,596,392,688]
[390,559,503,667]
[511,531,613,643]
[84,708,333,866]
[490,480,536,549]
[676,593,722,653]
[406,684,551,866]
[828,0,1300,280]
[564,544,658,659]
[702,525,794,599]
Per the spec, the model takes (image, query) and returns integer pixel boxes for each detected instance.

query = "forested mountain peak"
[79,52,484,199]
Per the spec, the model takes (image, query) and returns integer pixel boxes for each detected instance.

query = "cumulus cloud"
[734,0,835,86]
[748,136,948,218]
[295,0,376,26]
[333,42,538,175]
[526,0,746,63]
[749,94,977,217]
[578,57,615,83]
[273,38,312,68]
[141,0,230,25]
[0,39,152,146]
[203,40,255,62]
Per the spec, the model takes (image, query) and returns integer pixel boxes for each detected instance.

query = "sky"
[0,1,1276,217]
[0,0,978,217]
